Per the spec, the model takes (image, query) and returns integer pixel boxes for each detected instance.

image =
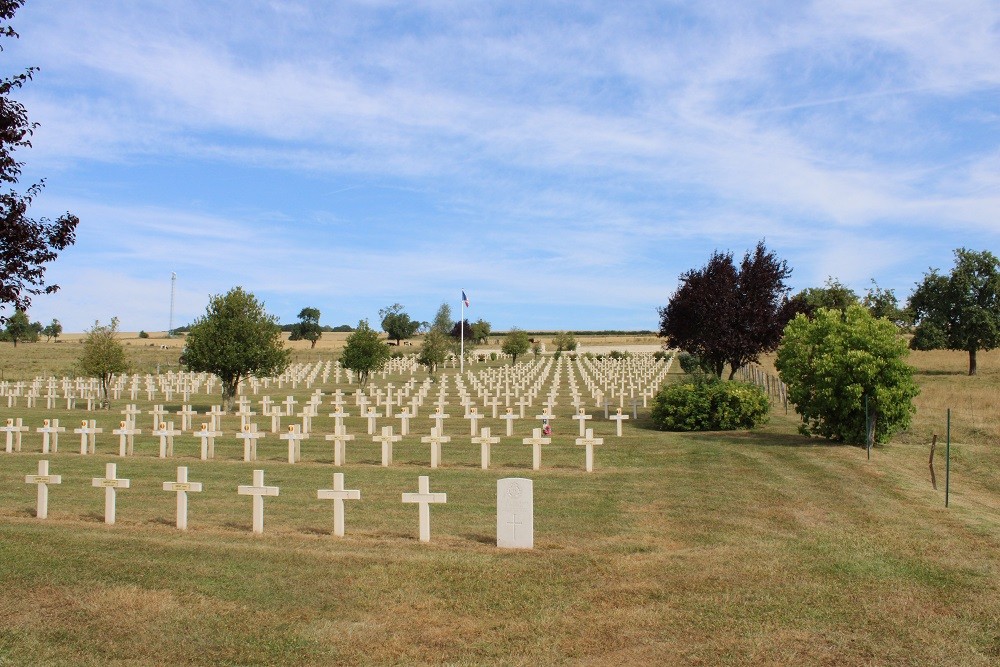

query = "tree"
[501,328,530,364]
[419,302,455,375]
[776,305,918,445]
[41,317,61,342]
[340,319,390,389]
[788,278,859,318]
[658,241,792,379]
[379,303,421,346]
[289,306,322,348]
[470,318,491,344]
[77,317,129,408]
[3,307,28,345]
[907,248,1000,376]
[0,2,79,322]
[863,280,902,323]
[552,331,577,351]
[182,287,290,410]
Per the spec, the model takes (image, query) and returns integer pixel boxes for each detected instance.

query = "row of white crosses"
[26,461,444,541]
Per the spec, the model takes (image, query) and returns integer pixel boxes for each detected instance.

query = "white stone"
[497,477,533,549]
[575,428,604,473]
[522,428,551,471]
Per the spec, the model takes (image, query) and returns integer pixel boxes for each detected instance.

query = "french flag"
[462,290,470,308]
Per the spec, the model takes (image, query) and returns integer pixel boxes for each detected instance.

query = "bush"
[677,351,702,374]
[609,350,630,360]
[651,377,770,431]
[653,350,669,361]
[138,330,150,339]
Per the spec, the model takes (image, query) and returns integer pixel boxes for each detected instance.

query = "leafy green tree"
[788,277,859,317]
[77,317,129,408]
[379,303,421,346]
[907,248,1000,375]
[289,306,323,348]
[182,287,290,410]
[776,305,918,445]
[552,331,577,351]
[470,318,491,344]
[41,318,61,342]
[419,302,456,374]
[340,319,390,389]
[659,241,792,378]
[501,328,530,364]
[0,2,79,322]
[862,279,902,323]
[3,308,29,346]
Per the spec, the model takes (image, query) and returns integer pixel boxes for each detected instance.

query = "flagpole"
[460,289,465,375]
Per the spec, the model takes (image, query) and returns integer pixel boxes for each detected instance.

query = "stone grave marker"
[401,475,447,543]
[316,472,361,537]
[162,466,203,530]
[92,462,130,525]
[25,459,61,519]
[237,469,280,534]
[497,477,534,549]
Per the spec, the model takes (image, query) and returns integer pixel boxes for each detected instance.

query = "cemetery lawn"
[0,346,997,664]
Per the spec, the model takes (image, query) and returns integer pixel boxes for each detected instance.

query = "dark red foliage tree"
[0,0,78,322]
[659,241,792,379]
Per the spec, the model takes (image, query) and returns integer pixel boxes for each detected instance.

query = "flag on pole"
[462,290,470,308]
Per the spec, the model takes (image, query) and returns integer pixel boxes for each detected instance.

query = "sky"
[4,0,1000,333]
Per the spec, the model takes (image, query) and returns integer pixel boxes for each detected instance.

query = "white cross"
[280,424,308,463]
[236,423,265,462]
[394,407,412,435]
[522,428,551,471]
[152,421,181,458]
[575,428,604,473]
[609,408,630,437]
[73,419,103,455]
[162,466,203,530]
[328,406,349,433]
[401,475,447,543]
[365,407,380,435]
[36,419,63,454]
[421,427,451,468]
[25,459,61,519]
[500,408,519,436]
[324,425,355,466]
[237,469,280,534]
[572,408,593,437]
[92,462,130,525]
[471,427,501,470]
[429,408,450,434]
[112,420,141,456]
[372,426,401,467]
[176,404,197,431]
[1,418,27,453]
[317,472,361,537]
[195,423,222,460]
[464,407,481,436]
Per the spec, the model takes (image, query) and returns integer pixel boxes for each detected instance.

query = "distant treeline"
[174,324,355,334]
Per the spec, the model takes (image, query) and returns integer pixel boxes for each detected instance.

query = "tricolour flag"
[462,290,470,308]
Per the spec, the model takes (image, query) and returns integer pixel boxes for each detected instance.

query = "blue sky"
[5,0,1000,332]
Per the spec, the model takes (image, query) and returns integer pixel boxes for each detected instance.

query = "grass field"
[0,340,998,665]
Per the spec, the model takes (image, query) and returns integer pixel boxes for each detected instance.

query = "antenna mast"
[169,272,177,336]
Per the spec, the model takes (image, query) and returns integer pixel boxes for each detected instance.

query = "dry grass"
[0,340,997,665]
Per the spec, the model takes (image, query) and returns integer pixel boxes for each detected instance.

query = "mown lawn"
[0,345,997,665]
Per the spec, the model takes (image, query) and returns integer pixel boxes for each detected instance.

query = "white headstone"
[316,472,361,537]
[497,477,533,549]
[162,466,204,530]
[25,459,61,519]
[237,469,280,534]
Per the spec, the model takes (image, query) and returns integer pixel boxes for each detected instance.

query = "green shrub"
[651,377,770,431]
[677,351,702,374]
[138,330,150,339]
[653,350,669,361]
[608,350,630,360]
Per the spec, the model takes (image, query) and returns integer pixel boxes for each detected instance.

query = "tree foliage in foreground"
[907,248,1000,376]
[659,241,792,379]
[289,306,322,348]
[340,319,390,389]
[182,287,290,410]
[0,1,79,322]
[776,305,918,445]
[77,317,129,408]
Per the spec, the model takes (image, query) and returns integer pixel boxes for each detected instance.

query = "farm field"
[0,339,997,665]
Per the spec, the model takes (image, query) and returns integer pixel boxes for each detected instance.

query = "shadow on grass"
[464,533,495,545]
[681,429,844,448]
[914,369,966,376]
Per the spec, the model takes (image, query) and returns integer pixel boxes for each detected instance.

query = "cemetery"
[0,338,998,664]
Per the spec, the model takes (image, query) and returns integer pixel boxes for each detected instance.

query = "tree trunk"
[310,339,317,349]
[222,379,238,412]
[969,348,978,376]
